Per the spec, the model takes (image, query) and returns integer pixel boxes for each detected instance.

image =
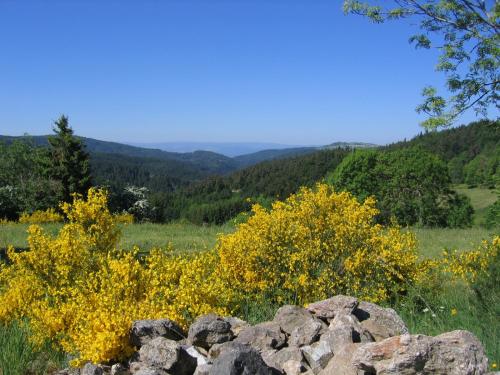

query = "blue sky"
[0,0,483,145]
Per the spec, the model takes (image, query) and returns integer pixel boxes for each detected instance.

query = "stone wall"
[62,295,493,375]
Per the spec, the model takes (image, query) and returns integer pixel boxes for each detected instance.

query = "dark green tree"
[484,197,500,228]
[48,116,92,203]
[343,0,499,129]
[0,140,60,219]
[328,147,473,227]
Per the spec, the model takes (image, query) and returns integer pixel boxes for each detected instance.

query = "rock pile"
[65,296,493,375]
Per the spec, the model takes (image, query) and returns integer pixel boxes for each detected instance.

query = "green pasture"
[454,184,498,226]
[2,221,495,258]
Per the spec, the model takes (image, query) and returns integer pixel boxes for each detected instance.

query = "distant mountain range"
[0,134,377,191]
[128,142,307,157]
[0,134,376,171]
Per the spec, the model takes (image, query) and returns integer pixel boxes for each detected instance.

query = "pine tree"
[48,115,92,203]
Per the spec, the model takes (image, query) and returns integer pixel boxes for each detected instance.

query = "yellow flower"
[0,184,497,365]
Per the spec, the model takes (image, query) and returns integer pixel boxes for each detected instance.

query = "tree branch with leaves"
[343,0,499,128]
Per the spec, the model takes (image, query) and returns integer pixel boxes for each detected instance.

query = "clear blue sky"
[0,0,482,145]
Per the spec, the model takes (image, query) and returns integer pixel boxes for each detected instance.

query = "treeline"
[1,118,498,227]
[0,116,91,220]
[144,149,352,224]
[386,119,499,187]
[327,147,474,227]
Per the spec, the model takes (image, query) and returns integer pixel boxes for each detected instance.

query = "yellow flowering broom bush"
[439,236,499,283]
[0,188,228,365]
[113,212,134,224]
[18,208,64,224]
[215,184,424,306]
[0,184,497,365]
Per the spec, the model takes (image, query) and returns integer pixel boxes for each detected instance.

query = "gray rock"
[130,319,185,347]
[318,343,362,375]
[352,330,488,375]
[188,314,234,350]
[193,364,212,375]
[56,368,81,375]
[282,360,308,375]
[289,319,323,347]
[136,337,197,375]
[306,296,359,321]
[262,347,306,373]
[274,305,327,336]
[184,345,209,366]
[301,340,334,373]
[132,368,166,375]
[224,316,250,337]
[110,363,130,375]
[82,364,103,375]
[321,314,373,351]
[235,322,287,351]
[208,342,227,360]
[353,301,408,341]
[209,343,282,374]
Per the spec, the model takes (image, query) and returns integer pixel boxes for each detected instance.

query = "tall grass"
[0,222,235,256]
[409,226,497,259]
[394,251,500,366]
[118,222,234,254]
[0,321,66,375]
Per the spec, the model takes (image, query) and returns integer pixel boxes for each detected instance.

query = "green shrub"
[328,147,474,227]
[484,199,500,229]
[445,194,474,228]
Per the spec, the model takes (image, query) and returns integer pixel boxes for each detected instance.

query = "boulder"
[262,347,307,373]
[352,330,488,375]
[353,301,408,341]
[131,368,166,375]
[183,345,209,366]
[193,364,212,375]
[289,319,323,347]
[209,343,282,374]
[235,322,287,351]
[318,343,362,375]
[274,306,327,336]
[188,314,234,350]
[282,360,308,375]
[301,340,334,373]
[306,296,359,321]
[224,316,250,337]
[56,368,81,375]
[130,319,185,348]
[110,363,130,375]
[321,314,373,350]
[135,337,197,375]
[82,364,103,375]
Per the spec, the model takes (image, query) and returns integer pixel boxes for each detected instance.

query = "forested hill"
[385,120,499,185]
[160,120,498,224]
[0,135,239,175]
[0,134,377,192]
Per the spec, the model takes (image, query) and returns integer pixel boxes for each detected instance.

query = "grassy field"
[2,221,495,258]
[409,226,498,258]
[0,222,234,254]
[119,222,234,254]
[1,186,498,373]
[454,184,498,226]
[2,186,496,255]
